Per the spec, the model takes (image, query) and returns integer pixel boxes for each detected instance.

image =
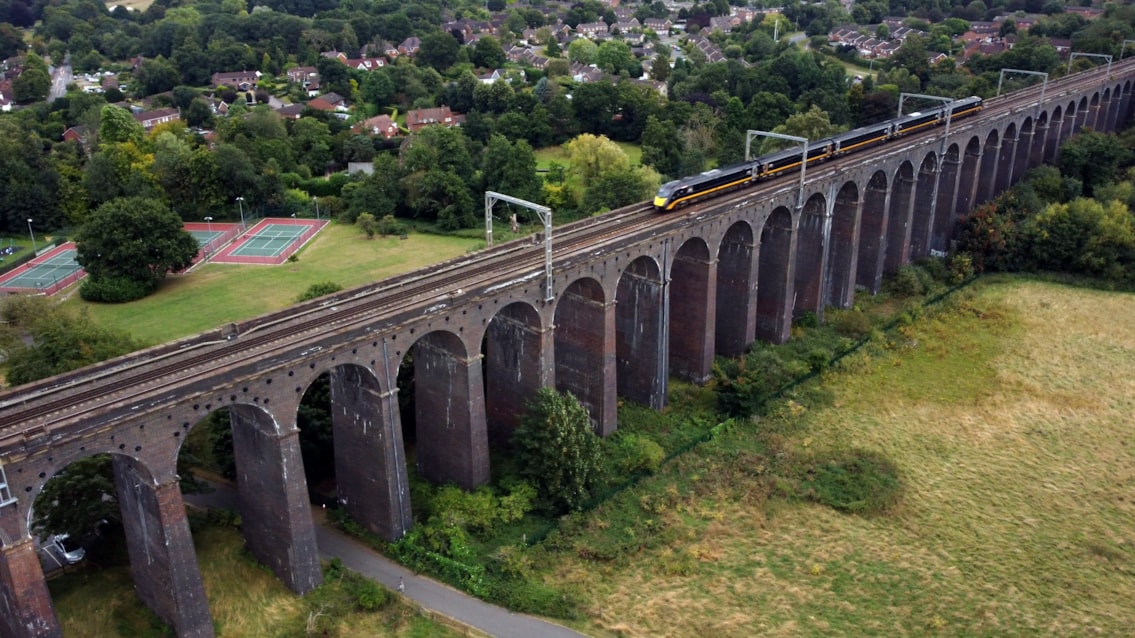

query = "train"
[653,96,984,211]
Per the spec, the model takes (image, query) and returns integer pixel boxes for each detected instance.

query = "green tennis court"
[189,229,225,248]
[229,224,307,258]
[0,248,83,291]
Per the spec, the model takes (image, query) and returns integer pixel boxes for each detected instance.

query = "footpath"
[185,482,587,638]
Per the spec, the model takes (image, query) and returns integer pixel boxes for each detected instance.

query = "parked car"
[51,534,85,564]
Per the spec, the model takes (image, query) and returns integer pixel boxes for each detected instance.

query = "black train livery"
[653,96,983,211]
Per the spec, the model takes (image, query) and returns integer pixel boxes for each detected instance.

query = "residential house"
[405,106,464,132]
[643,18,672,32]
[211,71,259,90]
[355,114,400,139]
[398,37,422,56]
[610,18,641,34]
[320,50,348,61]
[133,107,180,131]
[709,16,733,33]
[62,125,91,144]
[287,66,319,85]
[576,21,608,38]
[275,103,305,119]
[342,57,386,71]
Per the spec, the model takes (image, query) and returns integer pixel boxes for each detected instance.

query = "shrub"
[79,275,156,303]
[798,448,903,514]
[513,388,603,514]
[828,309,873,340]
[615,433,665,475]
[884,265,926,297]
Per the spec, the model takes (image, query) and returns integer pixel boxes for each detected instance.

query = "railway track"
[1,60,1131,442]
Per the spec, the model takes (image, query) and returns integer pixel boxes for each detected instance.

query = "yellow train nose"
[653,196,668,209]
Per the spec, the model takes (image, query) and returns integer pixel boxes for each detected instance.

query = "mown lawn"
[65,224,481,344]
[539,278,1135,637]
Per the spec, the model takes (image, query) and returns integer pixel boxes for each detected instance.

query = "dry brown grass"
[551,280,1135,637]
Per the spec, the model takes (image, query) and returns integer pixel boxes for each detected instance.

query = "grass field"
[51,523,458,637]
[66,224,481,344]
[538,278,1135,637]
[535,141,643,170]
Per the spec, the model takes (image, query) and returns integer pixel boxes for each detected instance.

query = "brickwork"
[0,71,1130,637]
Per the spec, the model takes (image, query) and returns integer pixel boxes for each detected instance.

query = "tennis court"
[211,219,328,265]
[190,229,225,248]
[182,222,242,270]
[0,243,86,295]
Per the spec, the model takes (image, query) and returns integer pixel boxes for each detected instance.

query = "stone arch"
[1099,87,1112,131]
[978,128,1000,205]
[756,206,795,344]
[317,362,411,540]
[714,221,757,357]
[827,180,861,308]
[954,135,983,219]
[1044,105,1063,163]
[20,450,213,637]
[931,141,961,254]
[669,237,715,384]
[616,255,666,409]
[995,122,1017,196]
[910,152,938,260]
[482,301,547,448]
[857,170,890,293]
[1088,91,1101,130]
[554,277,615,435]
[1074,96,1089,133]
[1031,110,1049,168]
[403,330,488,489]
[1061,100,1077,148]
[794,192,828,320]
[884,161,915,274]
[1011,117,1034,186]
[225,401,322,594]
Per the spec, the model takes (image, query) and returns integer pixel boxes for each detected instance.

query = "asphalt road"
[184,481,587,638]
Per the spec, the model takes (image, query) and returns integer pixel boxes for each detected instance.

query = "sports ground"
[0,218,328,295]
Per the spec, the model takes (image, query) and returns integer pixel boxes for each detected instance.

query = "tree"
[582,166,661,212]
[1026,198,1135,280]
[98,104,144,145]
[512,388,602,514]
[2,300,139,387]
[295,282,343,303]
[595,40,635,75]
[763,105,845,152]
[1058,130,1133,197]
[12,51,50,103]
[481,134,543,204]
[417,31,460,71]
[640,115,683,178]
[32,455,119,544]
[357,212,379,238]
[473,36,506,69]
[568,38,597,64]
[75,197,200,301]
[564,133,629,186]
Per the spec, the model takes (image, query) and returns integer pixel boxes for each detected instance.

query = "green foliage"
[356,212,379,239]
[884,265,929,297]
[32,454,119,541]
[1058,130,1133,197]
[513,388,603,514]
[613,433,665,475]
[795,449,903,515]
[421,483,535,537]
[3,304,139,386]
[295,281,343,303]
[75,197,199,298]
[79,275,157,303]
[1025,198,1135,281]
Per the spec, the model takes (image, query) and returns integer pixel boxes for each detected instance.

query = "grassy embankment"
[536,278,1135,637]
[66,223,482,344]
[51,521,460,637]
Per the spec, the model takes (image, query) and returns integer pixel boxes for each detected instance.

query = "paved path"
[185,482,586,638]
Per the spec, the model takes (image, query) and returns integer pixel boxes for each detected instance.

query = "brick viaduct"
[1,62,1133,637]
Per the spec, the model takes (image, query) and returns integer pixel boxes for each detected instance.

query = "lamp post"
[290,213,297,225]
[204,216,213,233]
[26,218,37,255]
[235,196,246,229]
[313,196,319,220]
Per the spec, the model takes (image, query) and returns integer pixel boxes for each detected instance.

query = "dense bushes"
[957,131,1135,284]
[79,274,156,303]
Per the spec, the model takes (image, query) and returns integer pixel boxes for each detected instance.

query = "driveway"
[184,481,587,638]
